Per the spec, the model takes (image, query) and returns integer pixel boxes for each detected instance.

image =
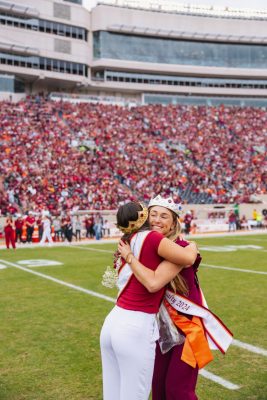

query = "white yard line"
[201,263,267,275]
[232,339,267,356]
[1,260,116,303]
[199,369,240,390]
[71,245,114,254]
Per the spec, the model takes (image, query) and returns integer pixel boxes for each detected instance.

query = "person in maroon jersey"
[15,214,23,243]
[4,216,16,249]
[25,211,35,243]
[118,195,204,400]
[100,201,197,400]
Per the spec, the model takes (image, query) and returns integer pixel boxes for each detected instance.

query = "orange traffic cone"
[32,224,39,243]
[51,225,55,242]
[21,223,27,243]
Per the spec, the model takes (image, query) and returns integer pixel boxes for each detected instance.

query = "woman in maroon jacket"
[4,216,16,249]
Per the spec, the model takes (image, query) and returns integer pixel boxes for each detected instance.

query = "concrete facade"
[0,0,267,101]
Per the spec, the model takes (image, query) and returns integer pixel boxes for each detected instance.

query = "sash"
[117,231,151,298]
[165,289,233,354]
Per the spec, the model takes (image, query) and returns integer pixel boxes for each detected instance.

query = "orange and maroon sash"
[164,289,233,368]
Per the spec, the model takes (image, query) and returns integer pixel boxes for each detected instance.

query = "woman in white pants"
[40,215,53,245]
[100,201,197,400]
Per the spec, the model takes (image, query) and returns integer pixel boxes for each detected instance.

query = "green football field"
[0,233,266,400]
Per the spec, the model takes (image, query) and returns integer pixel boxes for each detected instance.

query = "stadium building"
[0,0,267,106]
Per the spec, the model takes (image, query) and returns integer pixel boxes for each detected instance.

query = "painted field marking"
[0,260,115,303]
[232,339,267,356]
[199,369,240,390]
[202,263,267,275]
[71,245,114,254]
[199,245,263,252]
[17,260,63,268]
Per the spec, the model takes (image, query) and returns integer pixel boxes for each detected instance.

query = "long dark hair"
[117,202,149,243]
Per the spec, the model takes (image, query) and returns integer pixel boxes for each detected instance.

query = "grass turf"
[0,234,266,399]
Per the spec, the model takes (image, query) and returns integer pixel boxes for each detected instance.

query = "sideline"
[0,229,266,251]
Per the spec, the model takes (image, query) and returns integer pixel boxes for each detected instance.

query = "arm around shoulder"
[157,237,197,266]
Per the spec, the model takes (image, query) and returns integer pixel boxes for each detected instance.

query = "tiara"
[117,203,148,234]
[148,195,182,216]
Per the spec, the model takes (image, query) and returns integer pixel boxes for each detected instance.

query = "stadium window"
[59,60,65,73]
[46,21,52,34]
[65,26,71,38]
[73,64,79,75]
[52,60,59,71]
[65,62,71,74]
[40,58,45,70]
[72,27,78,39]
[39,20,45,32]
[77,64,83,76]
[46,59,52,71]
[58,23,65,36]
[52,23,58,35]
[78,28,83,40]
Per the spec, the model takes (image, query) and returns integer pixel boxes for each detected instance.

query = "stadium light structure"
[97,0,267,19]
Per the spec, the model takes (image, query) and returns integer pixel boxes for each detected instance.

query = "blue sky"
[83,0,267,11]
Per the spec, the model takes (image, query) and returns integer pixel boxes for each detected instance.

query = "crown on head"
[148,195,182,216]
[117,203,148,234]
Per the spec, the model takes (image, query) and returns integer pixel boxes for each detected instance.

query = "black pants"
[16,228,22,242]
[27,226,34,242]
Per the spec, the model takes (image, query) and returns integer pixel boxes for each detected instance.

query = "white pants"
[100,306,159,400]
[40,229,53,244]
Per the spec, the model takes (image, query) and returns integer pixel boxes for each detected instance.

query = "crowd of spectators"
[0,96,266,216]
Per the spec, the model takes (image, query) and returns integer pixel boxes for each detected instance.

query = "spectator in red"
[25,212,35,243]
[184,211,193,235]
[228,211,237,232]
[4,216,16,249]
[15,214,23,243]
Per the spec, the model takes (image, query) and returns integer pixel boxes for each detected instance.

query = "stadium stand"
[0,96,266,215]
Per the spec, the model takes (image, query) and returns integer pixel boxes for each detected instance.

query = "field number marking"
[17,259,63,268]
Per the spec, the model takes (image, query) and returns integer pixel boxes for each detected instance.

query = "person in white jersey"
[40,213,53,245]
